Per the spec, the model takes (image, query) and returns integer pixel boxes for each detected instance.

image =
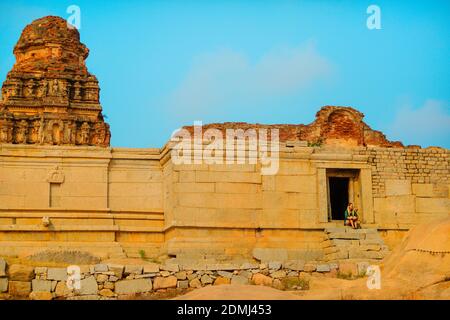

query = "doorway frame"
[316,162,374,224]
[326,169,359,221]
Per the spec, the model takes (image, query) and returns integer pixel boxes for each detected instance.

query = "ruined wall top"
[183,106,404,148]
[0,16,110,147]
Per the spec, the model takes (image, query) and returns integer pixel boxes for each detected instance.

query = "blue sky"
[0,0,449,148]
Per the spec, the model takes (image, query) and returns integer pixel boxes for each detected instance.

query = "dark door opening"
[329,177,349,220]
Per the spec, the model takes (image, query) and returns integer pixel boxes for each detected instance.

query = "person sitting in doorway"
[344,203,360,229]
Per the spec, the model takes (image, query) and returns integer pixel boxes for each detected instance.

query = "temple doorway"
[328,177,349,220]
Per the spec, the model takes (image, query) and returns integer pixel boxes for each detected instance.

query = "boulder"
[189,278,202,288]
[213,277,231,285]
[252,273,273,286]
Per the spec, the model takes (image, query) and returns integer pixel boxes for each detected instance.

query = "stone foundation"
[0,257,373,300]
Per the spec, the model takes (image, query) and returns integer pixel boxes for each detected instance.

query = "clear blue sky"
[0,0,449,148]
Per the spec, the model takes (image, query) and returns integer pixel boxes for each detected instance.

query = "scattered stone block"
[107,264,124,278]
[231,275,248,285]
[34,267,47,275]
[175,271,187,280]
[99,289,115,297]
[270,270,286,279]
[79,276,98,295]
[55,281,72,297]
[160,263,179,272]
[268,261,282,270]
[143,263,159,273]
[9,281,31,297]
[153,276,177,290]
[0,278,8,293]
[47,268,67,281]
[29,291,53,300]
[94,264,108,272]
[177,280,189,289]
[217,271,233,279]
[252,273,273,286]
[200,275,213,285]
[239,271,252,279]
[9,264,35,281]
[0,258,6,277]
[96,274,109,283]
[240,262,259,270]
[282,260,305,271]
[189,278,202,288]
[213,277,230,285]
[303,263,316,272]
[32,279,52,292]
[316,264,331,272]
[115,279,152,294]
[125,265,143,275]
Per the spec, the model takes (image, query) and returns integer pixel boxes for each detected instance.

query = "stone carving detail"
[47,166,65,184]
[0,16,110,147]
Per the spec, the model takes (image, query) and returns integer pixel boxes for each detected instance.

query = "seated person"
[344,203,360,229]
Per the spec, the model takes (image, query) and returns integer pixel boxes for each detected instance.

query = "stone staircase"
[322,227,390,262]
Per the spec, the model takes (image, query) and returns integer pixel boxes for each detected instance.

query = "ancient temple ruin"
[0,16,448,266]
[0,16,110,146]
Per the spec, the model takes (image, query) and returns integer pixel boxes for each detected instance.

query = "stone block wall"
[0,257,372,300]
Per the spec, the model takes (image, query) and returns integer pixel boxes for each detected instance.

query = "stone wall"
[0,142,448,262]
[0,257,371,300]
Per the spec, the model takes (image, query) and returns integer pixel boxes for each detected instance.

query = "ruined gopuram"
[0,16,448,266]
[0,16,110,146]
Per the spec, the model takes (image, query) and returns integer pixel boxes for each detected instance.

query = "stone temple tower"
[0,16,110,146]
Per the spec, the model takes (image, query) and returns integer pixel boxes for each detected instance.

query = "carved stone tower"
[0,16,110,146]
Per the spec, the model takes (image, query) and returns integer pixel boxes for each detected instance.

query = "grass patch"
[281,276,310,290]
[337,271,366,280]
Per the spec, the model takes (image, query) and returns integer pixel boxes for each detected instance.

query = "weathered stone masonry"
[0,16,448,271]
